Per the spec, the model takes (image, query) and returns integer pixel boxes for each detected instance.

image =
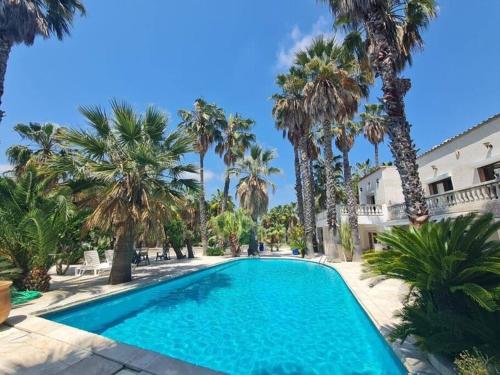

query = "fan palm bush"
[232,146,281,255]
[0,168,77,290]
[50,101,198,284]
[0,0,85,122]
[363,214,500,357]
[210,209,253,257]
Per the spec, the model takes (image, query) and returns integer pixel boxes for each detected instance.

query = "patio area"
[0,251,439,375]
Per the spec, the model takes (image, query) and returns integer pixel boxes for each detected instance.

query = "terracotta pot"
[0,280,13,324]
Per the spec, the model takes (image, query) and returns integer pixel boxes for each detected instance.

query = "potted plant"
[0,280,13,324]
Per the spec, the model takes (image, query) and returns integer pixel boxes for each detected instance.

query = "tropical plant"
[210,209,253,257]
[260,224,285,252]
[363,214,500,357]
[0,255,21,282]
[361,104,386,166]
[164,219,186,259]
[321,0,436,226]
[6,122,62,176]
[260,204,298,244]
[215,113,255,212]
[272,70,316,255]
[206,247,225,256]
[207,189,234,217]
[454,349,497,375]
[289,225,306,258]
[178,192,199,258]
[313,156,344,210]
[0,168,78,290]
[179,98,224,254]
[334,120,362,260]
[49,101,198,284]
[297,35,369,234]
[232,145,281,255]
[0,0,85,122]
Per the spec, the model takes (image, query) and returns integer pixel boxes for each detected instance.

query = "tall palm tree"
[6,122,61,175]
[313,155,344,210]
[179,98,224,255]
[0,0,85,123]
[49,101,198,284]
[334,120,362,260]
[273,94,305,226]
[361,104,386,166]
[272,70,316,255]
[232,145,281,255]
[215,113,255,212]
[298,36,369,234]
[322,0,437,225]
[178,192,199,259]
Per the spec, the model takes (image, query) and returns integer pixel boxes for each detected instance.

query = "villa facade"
[317,113,500,256]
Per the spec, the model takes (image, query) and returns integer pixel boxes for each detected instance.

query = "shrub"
[454,349,497,375]
[206,247,225,256]
[363,214,500,358]
[289,225,306,257]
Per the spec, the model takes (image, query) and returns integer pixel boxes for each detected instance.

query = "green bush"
[289,225,306,257]
[363,214,500,358]
[206,247,225,256]
[454,349,497,375]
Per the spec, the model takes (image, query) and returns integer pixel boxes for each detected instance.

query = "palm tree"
[50,101,198,284]
[232,145,281,255]
[361,104,386,166]
[178,192,199,259]
[6,122,61,175]
[272,70,316,255]
[322,0,437,225]
[0,0,85,122]
[334,120,362,260]
[179,98,224,255]
[297,36,368,235]
[313,155,344,210]
[215,113,255,212]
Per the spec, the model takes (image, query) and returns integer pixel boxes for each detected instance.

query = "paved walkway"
[0,252,438,374]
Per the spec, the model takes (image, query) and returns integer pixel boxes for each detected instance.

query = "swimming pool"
[46,259,406,374]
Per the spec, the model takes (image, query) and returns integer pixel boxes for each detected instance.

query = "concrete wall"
[358,167,405,205]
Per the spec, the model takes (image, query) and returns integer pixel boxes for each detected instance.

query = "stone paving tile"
[56,354,123,375]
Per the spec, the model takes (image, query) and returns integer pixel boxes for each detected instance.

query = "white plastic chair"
[104,250,114,266]
[76,250,111,276]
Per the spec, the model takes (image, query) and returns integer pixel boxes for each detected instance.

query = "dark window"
[478,161,500,182]
[367,195,375,204]
[428,177,454,195]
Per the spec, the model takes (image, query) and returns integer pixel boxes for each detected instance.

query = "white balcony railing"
[340,204,384,216]
[388,180,500,220]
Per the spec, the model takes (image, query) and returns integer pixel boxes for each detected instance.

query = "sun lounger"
[75,250,111,276]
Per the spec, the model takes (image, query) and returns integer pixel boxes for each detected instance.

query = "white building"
[317,113,500,255]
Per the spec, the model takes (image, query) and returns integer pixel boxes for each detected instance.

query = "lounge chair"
[156,247,170,262]
[76,250,111,276]
[104,250,114,266]
[133,248,150,266]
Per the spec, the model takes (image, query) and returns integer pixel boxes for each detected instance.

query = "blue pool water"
[46,259,406,374]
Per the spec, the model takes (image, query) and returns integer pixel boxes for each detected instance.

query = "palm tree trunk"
[0,39,12,123]
[248,219,258,255]
[298,137,315,256]
[293,146,305,226]
[374,142,379,167]
[342,145,361,261]
[186,238,195,258]
[365,12,429,226]
[321,121,338,231]
[308,159,319,253]
[110,219,134,284]
[199,153,208,254]
[221,171,230,212]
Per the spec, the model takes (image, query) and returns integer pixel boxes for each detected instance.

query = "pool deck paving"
[0,250,440,374]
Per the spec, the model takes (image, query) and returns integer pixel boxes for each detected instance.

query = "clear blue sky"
[1,0,499,207]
